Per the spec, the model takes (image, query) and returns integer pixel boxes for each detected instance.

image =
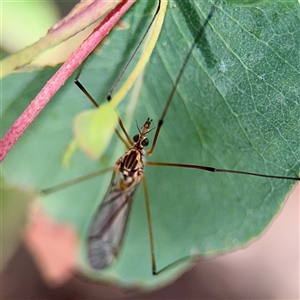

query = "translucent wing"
[88,171,140,269]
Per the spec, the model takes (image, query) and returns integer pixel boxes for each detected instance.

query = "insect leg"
[146,0,220,155]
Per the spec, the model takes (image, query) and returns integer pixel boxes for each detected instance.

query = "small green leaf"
[74,103,118,159]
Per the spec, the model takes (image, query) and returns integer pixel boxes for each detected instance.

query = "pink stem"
[0,0,136,162]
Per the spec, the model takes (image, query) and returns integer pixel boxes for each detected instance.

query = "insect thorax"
[116,148,145,189]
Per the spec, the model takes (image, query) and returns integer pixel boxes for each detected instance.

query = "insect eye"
[142,138,149,147]
[133,134,139,142]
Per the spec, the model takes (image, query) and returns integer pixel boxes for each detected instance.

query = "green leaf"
[1,0,299,288]
[74,103,118,159]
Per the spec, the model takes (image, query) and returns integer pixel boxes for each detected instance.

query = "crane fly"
[41,0,299,276]
[88,118,153,269]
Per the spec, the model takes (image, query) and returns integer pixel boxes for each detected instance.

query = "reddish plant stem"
[0,0,136,162]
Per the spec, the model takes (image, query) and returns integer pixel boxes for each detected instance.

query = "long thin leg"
[74,70,133,148]
[107,0,162,100]
[142,176,202,275]
[146,0,220,155]
[41,167,114,195]
[74,1,163,147]
[143,160,298,275]
[74,76,99,108]
[142,176,157,275]
[146,161,300,181]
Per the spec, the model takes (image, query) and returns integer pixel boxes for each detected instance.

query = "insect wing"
[88,171,139,269]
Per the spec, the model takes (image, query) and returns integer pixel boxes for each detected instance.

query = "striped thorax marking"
[116,118,152,189]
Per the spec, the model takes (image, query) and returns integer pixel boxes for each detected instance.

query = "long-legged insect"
[44,0,299,276]
[42,0,299,276]
[87,118,153,270]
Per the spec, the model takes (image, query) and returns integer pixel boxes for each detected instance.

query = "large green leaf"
[1,0,299,288]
